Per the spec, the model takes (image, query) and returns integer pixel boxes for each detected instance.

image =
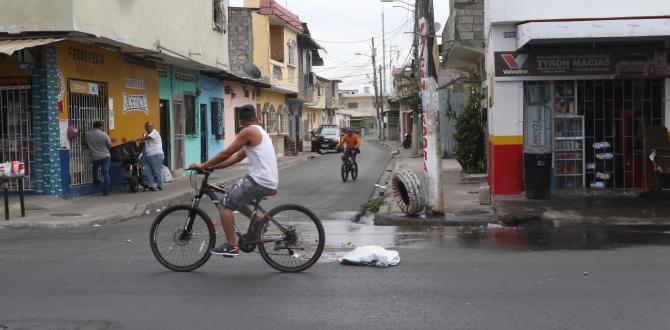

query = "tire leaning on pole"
[391,169,425,216]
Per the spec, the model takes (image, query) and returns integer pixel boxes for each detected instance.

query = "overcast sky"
[229,0,449,93]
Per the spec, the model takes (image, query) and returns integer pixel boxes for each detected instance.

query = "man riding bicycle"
[336,128,361,165]
[189,105,278,257]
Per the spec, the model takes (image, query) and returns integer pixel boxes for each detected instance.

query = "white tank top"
[245,125,278,189]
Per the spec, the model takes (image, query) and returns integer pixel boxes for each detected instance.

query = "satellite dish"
[243,62,262,79]
[434,22,442,33]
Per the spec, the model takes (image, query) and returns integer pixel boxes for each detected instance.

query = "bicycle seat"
[259,190,277,201]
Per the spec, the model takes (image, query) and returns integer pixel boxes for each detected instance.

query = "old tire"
[391,169,424,215]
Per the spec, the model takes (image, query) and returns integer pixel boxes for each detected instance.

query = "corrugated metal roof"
[0,38,64,55]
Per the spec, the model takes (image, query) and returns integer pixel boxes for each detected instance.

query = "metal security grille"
[172,101,185,170]
[0,87,34,190]
[578,79,664,190]
[68,82,107,186]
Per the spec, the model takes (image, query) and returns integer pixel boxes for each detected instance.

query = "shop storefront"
[490,44,670,196]
[56,41,160,196]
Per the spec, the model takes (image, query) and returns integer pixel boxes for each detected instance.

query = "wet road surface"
[2,144,670,329]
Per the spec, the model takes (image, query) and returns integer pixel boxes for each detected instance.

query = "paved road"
[2,143,670,329]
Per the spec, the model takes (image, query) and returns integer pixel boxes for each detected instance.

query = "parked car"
[310,125,342,153]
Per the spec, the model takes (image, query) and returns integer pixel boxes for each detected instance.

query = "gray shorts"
[219,175,274,210]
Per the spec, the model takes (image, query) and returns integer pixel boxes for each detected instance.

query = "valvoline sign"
[494,47,670,78]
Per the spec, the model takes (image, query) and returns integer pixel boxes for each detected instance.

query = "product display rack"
[553,81,584,189]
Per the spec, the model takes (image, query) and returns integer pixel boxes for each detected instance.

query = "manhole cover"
[49,212,83,217]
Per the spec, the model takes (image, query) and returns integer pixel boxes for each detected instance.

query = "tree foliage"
[453,92,486,173]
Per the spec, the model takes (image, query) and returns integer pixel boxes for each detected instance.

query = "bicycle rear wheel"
[257,204,325,273]
[341,161,349,182]
[351,162,358,180]
[149,205,216,272]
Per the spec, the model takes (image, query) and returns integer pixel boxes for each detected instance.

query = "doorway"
[200,104,208,163]
[68,80,107,186]
[172,101,185,171]
[159,99,171,167]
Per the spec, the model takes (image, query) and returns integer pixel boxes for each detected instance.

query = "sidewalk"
[494,191,670,227]
[0,153,315,229]
[373,143,496,226]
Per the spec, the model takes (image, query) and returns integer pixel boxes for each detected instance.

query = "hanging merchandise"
[590,181,605,189]
[595,153,614,160]
[593,142,611,149]
[596,172,611,180]
[586,163,596,170]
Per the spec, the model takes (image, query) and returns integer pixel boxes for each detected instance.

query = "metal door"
[172,101,185,170]
[0,87,34,190]
[200,104,208,163]
[159,99,171,166]
[68,81,107,186]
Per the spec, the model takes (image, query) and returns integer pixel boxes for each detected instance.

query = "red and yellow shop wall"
[54,41,160,145]
[488,134,523,195]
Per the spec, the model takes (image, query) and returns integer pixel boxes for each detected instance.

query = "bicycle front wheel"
[258,204,325,273]
[351,162,358,180]
[341,161,349,181]
[149,205,216,272]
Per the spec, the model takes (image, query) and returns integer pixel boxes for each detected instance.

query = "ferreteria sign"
[495,48,670,78]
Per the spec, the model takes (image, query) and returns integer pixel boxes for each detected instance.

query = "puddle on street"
[322,218,670,252]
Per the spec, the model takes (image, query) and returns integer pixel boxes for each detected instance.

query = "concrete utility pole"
[371,38,382,139]
[416,0,443,214]
[382,10,387,95]
[379,64,384,140]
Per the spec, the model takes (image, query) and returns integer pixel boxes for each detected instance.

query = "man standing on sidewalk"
[85,121,112,196]
[136,122,164,192]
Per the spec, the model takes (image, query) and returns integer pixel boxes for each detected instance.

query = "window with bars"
[210,97,224,140]
[158,64,168,77]
[175,68,196,82]
[184,94,197,135]
[287,40,297,66]
[213,0,226,33]
[272,66,283,81]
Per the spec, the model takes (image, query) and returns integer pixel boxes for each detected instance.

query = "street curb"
[0,154,315,230]
[374,211,495,226]
[358,142,398,223]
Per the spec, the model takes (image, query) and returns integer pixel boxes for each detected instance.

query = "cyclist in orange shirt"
[336,128,362,165]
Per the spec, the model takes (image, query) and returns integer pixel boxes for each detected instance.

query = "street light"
[392,5,414,13]
[380,0,415,7]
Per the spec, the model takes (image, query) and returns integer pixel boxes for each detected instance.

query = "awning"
[0,38,64,55]
[517,18,670,49]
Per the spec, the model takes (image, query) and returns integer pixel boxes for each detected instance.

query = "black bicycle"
[149,169,325,273]
[341,152,358,182]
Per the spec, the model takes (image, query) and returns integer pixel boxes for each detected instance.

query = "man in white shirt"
[136,122,164,191]
[190,105,278,257]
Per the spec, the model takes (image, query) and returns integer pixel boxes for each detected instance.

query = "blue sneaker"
[209,243,240,257]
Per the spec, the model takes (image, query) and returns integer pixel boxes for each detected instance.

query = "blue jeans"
[92,156,111,194]
[142,154,164,189]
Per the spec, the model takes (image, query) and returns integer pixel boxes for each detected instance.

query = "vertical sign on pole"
[417,0,444,214]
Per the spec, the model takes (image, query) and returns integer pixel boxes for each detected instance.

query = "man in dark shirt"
[85,121,112,196]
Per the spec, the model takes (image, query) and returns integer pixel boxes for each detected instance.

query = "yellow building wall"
[251,12,271,78]
[257,90,285,114]
[0,53,33,78]
[55,41,160,146]
[279,27,299,92]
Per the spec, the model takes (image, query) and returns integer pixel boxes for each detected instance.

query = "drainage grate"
[49,213,83,217]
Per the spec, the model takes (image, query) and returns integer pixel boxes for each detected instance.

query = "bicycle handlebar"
[188,168,212,174]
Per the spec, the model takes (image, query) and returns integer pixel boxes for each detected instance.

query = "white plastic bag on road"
[340,245,400,267]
